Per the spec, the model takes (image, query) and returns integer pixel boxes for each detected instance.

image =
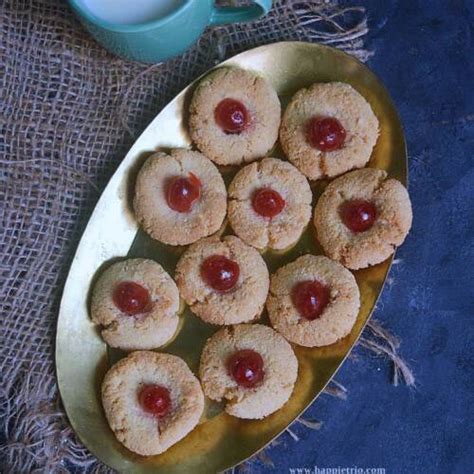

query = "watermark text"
[289,467,386,474]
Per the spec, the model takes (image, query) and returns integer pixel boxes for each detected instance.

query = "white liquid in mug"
[82,0,184,25]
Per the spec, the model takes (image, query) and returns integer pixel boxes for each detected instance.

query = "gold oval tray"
[56,42,407,473]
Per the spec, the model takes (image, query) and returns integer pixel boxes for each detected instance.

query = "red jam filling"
[226,349,264,388]
[307,116,346,151]
[138,384,171,418]
[341,200,377,233]
[200,255,240,293]
[166,172,201,213]
[113,281,151,315]
[214,98,250,134]
[252,187,286,218]
[291,280,330,320]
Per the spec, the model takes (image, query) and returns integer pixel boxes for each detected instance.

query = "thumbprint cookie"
[280,82,379,180]
[91,259,180,350]
[133,149,227,246]
[101,351,204,455]
[199,324,298,419]
[228,157,312,250]
[267,254,360,347]
[314,168,412,269]
[189,67,281,165]
[175,236,269,325]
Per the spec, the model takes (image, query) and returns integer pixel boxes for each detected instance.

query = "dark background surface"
[260,1,474,473]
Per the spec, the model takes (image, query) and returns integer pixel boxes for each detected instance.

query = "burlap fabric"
[0,1,409,472]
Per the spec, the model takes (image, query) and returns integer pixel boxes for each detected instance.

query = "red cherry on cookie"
[166,172,201,213]
[307,116,346,151]
[215,98,250,134]
[341,200,377,233]
[200,255,240,293]
[252,187,286,218]
[291,280,330,320]
[138,384,171,418]
[113,281,151,315]
[226,349,264,388]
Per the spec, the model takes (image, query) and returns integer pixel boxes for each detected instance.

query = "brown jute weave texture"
[0,1,375,471]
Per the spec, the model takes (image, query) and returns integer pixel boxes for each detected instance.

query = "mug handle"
[210,0,272,26]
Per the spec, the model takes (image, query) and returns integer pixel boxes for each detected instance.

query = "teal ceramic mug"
[68,0,272,63]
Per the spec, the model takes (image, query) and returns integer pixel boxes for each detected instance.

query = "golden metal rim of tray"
[56,41,407,473]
